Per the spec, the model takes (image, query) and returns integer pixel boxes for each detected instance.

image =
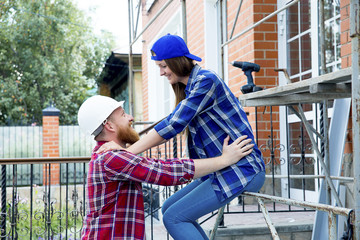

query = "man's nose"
[127,114,134,121]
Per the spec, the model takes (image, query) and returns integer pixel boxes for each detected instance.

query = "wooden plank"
[238,68,352,101]
[240,93,352,107]
[309,83,351,94]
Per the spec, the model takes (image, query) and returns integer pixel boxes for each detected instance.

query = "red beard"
[116,124,140,145]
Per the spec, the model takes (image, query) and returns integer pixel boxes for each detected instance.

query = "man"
[77,95,254,240]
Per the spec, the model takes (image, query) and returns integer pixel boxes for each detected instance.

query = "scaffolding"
[126,0,360,239]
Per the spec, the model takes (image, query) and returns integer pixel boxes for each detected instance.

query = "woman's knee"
[162,208,178,226]
[245,171,266,193]
[162,200,170,215]
[161,181,200,215]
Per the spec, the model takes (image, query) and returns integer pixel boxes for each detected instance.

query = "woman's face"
[155,60,184,85]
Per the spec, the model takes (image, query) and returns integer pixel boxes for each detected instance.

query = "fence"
[0,106,353,239]
[0,158,88,240]
[0,125,95,186]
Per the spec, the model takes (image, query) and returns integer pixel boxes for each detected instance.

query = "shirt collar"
[97,141,107,146]
[93,141,107,151]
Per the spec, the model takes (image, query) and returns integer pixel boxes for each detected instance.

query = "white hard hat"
[78,95,124,137]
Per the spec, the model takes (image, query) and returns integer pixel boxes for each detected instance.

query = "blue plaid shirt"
[154,64,265,201]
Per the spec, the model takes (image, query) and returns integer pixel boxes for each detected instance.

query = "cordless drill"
[230,61,263,94]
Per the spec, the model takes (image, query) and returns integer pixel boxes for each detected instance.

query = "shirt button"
[179,177,187,183]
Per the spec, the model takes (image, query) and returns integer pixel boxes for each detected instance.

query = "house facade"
[138,0,353,204]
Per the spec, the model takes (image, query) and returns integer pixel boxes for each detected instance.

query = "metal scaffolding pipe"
[295,104,343,207]
[243,192,351,216]
[266,174,354,182]
[221,0,299,48]
[288,106,324,141]
[257,198,280,240]
[128,0,134,116]
[350,0,360,238]
[209,206,225,240]
[130,0,174,47]
[181,0,187,42]
[229,0,243,39]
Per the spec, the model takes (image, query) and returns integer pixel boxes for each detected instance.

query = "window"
[145,0,156,12]
[323,0,341,72]
[279,0,340,201]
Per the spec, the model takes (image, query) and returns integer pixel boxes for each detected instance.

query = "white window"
[145,0,156,12]
[278,0,340,201]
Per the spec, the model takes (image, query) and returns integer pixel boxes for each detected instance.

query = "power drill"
[230,61,263,94]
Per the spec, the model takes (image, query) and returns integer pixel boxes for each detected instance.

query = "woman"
[99,34,265,240]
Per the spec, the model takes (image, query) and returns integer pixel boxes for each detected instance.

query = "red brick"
[265,32,278,41]
[254,51,265,58]
[256,23,276,32]
[254,32,264,41]
[340,5,350,21]
[341,32,350,45]
[341,43,352,57]
[341,18,350,32]
[340,0,350,8]
[259,4,277,14]
[254,41,276,49]
[265,50,278,59]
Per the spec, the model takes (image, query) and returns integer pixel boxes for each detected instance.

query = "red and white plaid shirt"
[81,142,195,240]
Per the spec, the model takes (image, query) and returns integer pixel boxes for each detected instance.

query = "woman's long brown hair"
[164,56,195,107]
[164,56,195,136]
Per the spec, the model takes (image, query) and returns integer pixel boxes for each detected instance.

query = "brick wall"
[42,107,60,185]
[141,1,279,147]
[140,0,280,166]
[226,0,279,161]
[141,0,181,122]
[340,1,353,155]
[340,0,351,69]
[186,1,205,66]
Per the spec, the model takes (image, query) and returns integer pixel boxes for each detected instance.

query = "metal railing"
[242,192,353,240]
[0,157,89,240]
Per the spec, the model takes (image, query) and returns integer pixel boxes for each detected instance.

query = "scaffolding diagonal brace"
[257,197,280,240]
[288,106,325,141]
[209,206,225,240]
[295,104,343,208]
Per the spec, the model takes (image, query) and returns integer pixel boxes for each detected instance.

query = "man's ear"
[103,121,116,132]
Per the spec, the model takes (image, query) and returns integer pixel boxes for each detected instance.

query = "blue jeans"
[161,171,265,240]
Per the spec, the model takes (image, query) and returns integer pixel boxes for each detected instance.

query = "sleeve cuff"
[154,118,178,140]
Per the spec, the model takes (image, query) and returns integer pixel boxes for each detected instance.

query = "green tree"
[0,0,115,125]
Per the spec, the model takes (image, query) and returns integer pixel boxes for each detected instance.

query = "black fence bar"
[1,165,6,240]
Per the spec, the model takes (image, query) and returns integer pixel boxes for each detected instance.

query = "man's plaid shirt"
[155,64,265,202]
[81,142,195,240]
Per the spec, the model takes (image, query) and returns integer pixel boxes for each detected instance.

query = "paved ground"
[145,203,315,240]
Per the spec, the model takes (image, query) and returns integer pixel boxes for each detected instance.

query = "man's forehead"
[110,107,124,117]
[117,107,125,114]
